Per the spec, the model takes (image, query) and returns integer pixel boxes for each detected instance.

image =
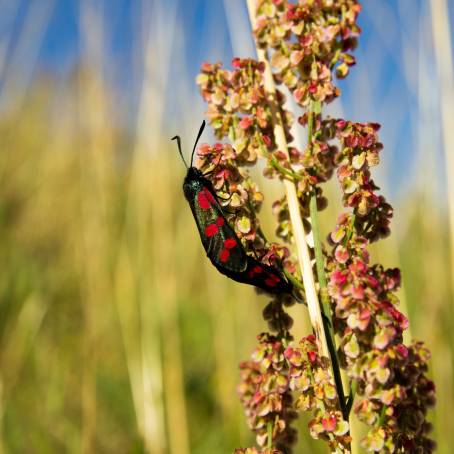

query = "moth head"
[186,166,204,180]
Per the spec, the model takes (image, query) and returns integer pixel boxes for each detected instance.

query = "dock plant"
[195,1,436,452]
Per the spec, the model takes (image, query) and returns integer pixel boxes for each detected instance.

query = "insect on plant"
[171,121,293,295]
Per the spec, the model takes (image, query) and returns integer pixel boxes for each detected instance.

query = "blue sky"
[2,0,453,197]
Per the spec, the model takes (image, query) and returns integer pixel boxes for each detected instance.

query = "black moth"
[171,121,292,295]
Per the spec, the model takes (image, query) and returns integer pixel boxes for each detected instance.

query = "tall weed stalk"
[193,1,436,452]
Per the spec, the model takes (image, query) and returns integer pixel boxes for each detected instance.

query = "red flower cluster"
[286,336,351,452]
[254,0,361,106]
[333,120,393,242]
[238,334,351,453]
[197,58,293,154]
[325,119,435,451]
[238,333,298,453]
[354,343,436,452]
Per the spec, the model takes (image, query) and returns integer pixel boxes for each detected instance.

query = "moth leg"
[221,210,237,218]
[250,243,260,260]
[206,234,216,258]
[220,204,236,215]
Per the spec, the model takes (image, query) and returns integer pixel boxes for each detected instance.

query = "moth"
[172,121,292,295]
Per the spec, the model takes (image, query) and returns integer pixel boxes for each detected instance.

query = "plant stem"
[246,3,350,450]
[430,0,454,306]
[309,195,347,419]
[307,103,347,419]
[267,422,273,449]
[283,269,306,294]
[269,156,303,180]
[346,380,357,416]
[246,0,331,364]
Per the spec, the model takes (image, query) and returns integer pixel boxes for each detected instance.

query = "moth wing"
[190,186,248,273]
[244,256,292,294]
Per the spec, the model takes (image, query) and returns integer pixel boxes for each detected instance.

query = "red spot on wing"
[216,216,225,226]
[219,249,230,262]
[265,273,281,287]
[198,191,211,210]
[265,278,277,287]
[223,238,236,249]
[205,224,219,237]
[248,264,264,279]
[204,188,216,204]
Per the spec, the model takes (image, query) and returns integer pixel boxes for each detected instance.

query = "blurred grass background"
[0,0,453,453]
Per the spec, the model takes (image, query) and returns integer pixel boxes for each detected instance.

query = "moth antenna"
[190,120,206,167]
[171,135,188,169]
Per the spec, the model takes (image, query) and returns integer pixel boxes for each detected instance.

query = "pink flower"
[308,81,318,94]
[239,116,253,129]
[307,351,317,364]
[232,57,241,68]
[262,135,271,147]
[322,414,337,432]
[331,270,348,286]
[334,245,349,263]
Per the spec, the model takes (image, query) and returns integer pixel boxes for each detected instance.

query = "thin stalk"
[246,0,333,397]
[307,106,347,419]
[246,4,353,451]
[269,157,303,180]
[429,0,454,303]
[345,380,357,416]
[154,160,190,454]
[78,4,112,449]
[309,195,347,416]
[283,269,306,294]
[267,422,273,450]
[112,3,179,452]
[309,196,329,308]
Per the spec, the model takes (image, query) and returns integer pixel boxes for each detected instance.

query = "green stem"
[310,195,347,419]
[310,196,328,291]
[346,379,357,417]
[307,101,348,420]
[330,48,342,68]
[345,214,356,245]
[283,269,306,294]
[267,421,273,449]
[378,405,387,426]
[269,156,303,181]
